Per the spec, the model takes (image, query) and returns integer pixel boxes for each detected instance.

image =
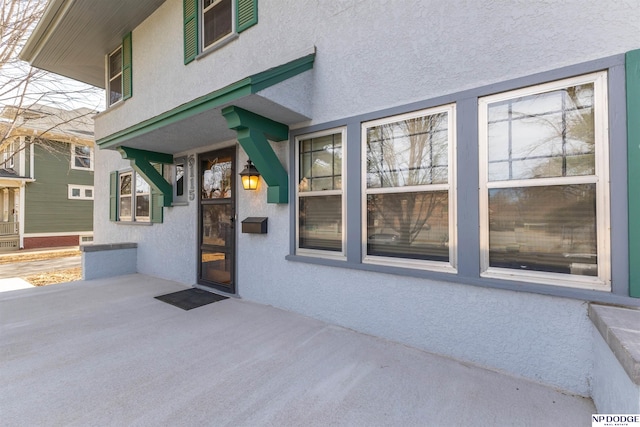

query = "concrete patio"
[1,274,595,426]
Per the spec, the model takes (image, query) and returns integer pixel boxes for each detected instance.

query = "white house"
[21,0,640,412]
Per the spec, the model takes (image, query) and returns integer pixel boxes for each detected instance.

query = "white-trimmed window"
[108,46,123,106]
[202,0,234,50]
[68,185,94,200]
[118,171,151,222]
[296,128,346,258]
[106,33,132,106]
[2,141,15,168]
[71,144,93,170]
[363,105,457,272]
[479,71,610,290]
[118,171,150,222]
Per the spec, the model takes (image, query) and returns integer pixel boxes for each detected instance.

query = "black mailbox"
[241,217,268,234]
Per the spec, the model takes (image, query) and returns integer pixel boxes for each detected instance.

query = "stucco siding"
[96,0,640,139]
[90,0,640,396]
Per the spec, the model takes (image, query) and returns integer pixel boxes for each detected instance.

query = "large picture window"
[363,105,456,271]
[479,71,610,289]
[296,128,345,257]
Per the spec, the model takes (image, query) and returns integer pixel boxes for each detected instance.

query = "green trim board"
[222,106,289,204]
[627,49,640,298]
[97,52,315,149]
[118,146,174,207]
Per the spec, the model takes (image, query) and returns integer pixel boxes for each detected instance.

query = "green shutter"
[184,0,198,64]
[122,32,132,100]
[237,0,258,33]
[150,163,163,223]
[110,171,118,221]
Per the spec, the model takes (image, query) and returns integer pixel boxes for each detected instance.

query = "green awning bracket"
[118,146,174,207]
[222,106,289,204]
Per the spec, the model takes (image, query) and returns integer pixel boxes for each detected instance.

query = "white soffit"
[20,0,166,88]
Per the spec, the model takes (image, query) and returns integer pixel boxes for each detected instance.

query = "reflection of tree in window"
[487,84,594,181]
[74,145,91,168]
[365,112,450,261]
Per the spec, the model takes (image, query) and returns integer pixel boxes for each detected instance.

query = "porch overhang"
[96,51,314,155]
[110,52,315,204]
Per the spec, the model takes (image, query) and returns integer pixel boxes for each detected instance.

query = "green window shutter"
[122,32,132,100]
[150,163,164,223]
[184,0,199,64]
[237,0,258,33]
[109,171,118,221]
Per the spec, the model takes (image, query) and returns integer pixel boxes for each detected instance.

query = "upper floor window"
[478,71,610,290]
[296,128,346,258]
[363,105,457,272]
[106,33,132,107]
[2,141,15,168]
[108,47,123,105]
[71,144,93,170]
[203,0,233,49]
[184,0,257,63]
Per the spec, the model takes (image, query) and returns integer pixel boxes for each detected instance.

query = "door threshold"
[193,284,239,299]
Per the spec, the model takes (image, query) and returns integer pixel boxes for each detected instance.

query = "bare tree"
[0,0,103,163]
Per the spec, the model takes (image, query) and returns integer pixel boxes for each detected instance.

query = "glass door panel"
[199,148,235,292]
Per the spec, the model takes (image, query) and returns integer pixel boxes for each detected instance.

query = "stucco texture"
[90,0,640,395]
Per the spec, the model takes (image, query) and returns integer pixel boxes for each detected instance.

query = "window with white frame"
[202,0,234,50]
[478,71,610,289]
[68,185,94,200]
[363,105,457,271]
[108,46,123,106]
[2,141,15,168]
[296,128,345,256]
[71,144,93,170]
[118,171,150,222]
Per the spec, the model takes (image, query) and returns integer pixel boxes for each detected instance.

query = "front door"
[198,148,236,293]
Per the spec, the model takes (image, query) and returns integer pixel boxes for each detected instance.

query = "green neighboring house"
[0,105,95,250]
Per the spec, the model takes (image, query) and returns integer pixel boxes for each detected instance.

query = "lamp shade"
[239,160,260,190]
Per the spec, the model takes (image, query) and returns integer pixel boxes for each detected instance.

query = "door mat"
[154,288,228,310]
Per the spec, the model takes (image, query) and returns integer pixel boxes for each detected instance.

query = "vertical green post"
[627,49,640,297]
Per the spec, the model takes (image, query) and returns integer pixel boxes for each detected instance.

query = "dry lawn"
[25,268,82,287]
[0,250,81,264]
[0,249,82,286]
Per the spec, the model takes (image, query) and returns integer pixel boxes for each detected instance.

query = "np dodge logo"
[592,414,640,427]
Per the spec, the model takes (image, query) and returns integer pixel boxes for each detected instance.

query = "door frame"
[197,146,237,294]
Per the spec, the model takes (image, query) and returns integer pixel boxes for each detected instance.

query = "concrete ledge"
[589,304,640,385]
[81,243,137,253]
[82,243,137,280]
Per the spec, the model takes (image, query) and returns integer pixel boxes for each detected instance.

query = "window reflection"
[489,184,597,276]
[487,84,595,181]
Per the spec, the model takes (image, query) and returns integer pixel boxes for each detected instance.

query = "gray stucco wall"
[92,0,640,396]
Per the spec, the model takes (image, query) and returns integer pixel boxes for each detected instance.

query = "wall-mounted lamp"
[239,159,260,190]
